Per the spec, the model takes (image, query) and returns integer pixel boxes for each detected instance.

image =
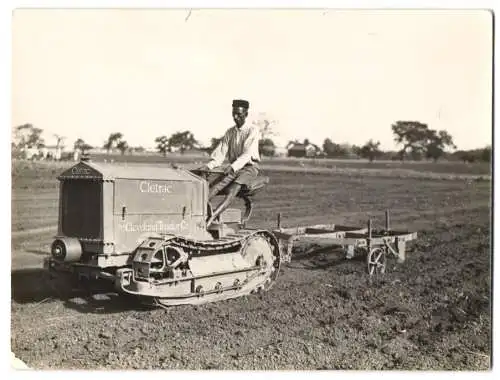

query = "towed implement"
[274,211,417,276]
[45,158,417,307]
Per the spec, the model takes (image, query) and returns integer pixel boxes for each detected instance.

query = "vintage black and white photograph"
[8,3,494,373]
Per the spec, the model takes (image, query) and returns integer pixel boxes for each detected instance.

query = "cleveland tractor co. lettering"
[44,157,418,308]
[118,220,190,233]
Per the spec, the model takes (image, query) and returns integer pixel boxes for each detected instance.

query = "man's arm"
[206,133,229,170]
[230,126,260,172]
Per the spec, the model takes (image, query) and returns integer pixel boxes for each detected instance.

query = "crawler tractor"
[45,158,281,307]
[45,158,418,308]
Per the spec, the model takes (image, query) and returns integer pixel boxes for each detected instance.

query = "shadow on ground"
[286,244,367,271]
[25,249,51,256]
[11,267,153,314]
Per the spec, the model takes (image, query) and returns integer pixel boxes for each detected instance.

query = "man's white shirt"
[206,122,261,172]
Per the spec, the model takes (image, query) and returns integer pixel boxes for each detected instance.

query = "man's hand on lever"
[196,164,211,179]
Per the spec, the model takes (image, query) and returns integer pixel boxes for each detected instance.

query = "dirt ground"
[10,160,491,370]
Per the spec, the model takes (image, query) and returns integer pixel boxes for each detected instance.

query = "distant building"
[22,147,40,160]
[88,147,110,154]
[286,142,321,158]
[40,145,64,160]
[18,145,65,160]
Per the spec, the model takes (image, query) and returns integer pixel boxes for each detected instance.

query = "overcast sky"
[12,9,492,150]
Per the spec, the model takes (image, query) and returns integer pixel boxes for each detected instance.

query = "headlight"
[51,237,82,262]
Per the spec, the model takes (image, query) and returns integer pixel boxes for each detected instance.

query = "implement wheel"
[367,247,386,276]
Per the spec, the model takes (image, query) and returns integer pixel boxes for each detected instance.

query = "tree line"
[319,121,459,162]
[12,119,491,163]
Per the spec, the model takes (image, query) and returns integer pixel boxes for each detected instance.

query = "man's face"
[232,107,248,127]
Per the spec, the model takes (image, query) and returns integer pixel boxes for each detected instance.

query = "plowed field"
[10,159,491,370]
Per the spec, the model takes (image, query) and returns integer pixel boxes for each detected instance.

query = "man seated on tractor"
[199,99,261,226]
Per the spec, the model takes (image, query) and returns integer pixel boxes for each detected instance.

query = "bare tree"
[53,134,66,149]
[252,112,278,140]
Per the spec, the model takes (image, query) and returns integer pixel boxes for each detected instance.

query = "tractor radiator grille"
[61,180,102,239]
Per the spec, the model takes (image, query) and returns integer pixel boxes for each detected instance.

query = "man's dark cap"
[232,99,250,109]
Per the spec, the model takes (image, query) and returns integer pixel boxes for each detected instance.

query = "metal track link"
[165,229,266,256]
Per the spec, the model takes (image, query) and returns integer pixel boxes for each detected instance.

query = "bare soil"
[10,160,491,370]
